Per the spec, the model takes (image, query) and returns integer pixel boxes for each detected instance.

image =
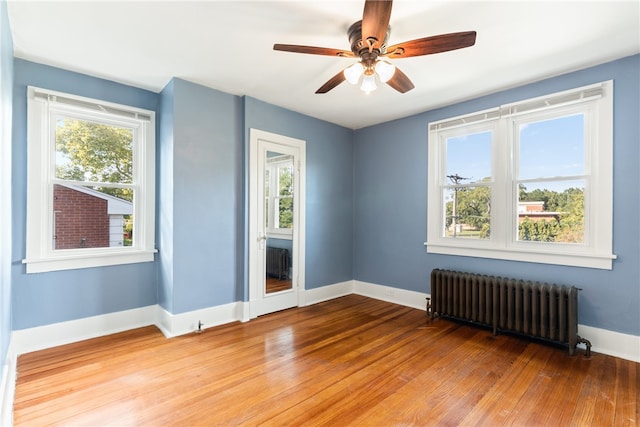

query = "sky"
[446,113,585,194]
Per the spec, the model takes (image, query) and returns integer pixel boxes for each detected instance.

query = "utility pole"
[446,174,469,237]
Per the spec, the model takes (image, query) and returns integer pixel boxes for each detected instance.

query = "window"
[24,86,156,273]
[427,81,615,269]
[265,153,294,238]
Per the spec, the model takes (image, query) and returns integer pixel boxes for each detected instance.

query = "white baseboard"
[304,280,354,306]
[577,324,640,363]
[0,364,8,425]
[353,280,428,311]
[238,301,251,323]
[10,305,157,356]
[156,302,243,338]
[0,351,16,427]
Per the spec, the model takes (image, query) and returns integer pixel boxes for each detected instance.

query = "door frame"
[248,128,306,318]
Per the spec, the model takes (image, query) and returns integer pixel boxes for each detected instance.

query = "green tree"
[519,186,562,212]
[518,185,584,243]
[456,186,491,230]
[448,182,586,242]
[277,166,293,229]
[518,217,560,242]
[55,118,133,201]
[449,179,491,238]
[556,188,584,243]
[445,175,491,238]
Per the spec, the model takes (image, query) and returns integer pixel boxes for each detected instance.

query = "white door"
[249,129,305,318]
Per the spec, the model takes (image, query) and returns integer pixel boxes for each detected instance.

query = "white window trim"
[426,81,615,270]
[23,86,156,273]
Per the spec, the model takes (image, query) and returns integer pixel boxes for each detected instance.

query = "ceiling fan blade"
[274,44,355,58]
[385,31,477,58]
[316,70,347,94]
[385,67,414,93]
[361,0,393,51]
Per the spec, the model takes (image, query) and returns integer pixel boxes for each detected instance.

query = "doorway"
[249,129,305,318]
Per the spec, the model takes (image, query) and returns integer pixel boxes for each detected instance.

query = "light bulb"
[360,74,377,93]
[375,60,395,83]
[344,62,364,85]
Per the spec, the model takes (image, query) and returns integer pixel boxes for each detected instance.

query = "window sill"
[267,231,293,240]
[424,242,615,270]
[23,249,157,274]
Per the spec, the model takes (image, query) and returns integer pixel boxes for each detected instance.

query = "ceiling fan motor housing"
[348,20,390,58]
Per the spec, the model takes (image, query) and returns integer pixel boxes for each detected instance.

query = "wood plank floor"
[13,295,639,426]
[266,276,292,293]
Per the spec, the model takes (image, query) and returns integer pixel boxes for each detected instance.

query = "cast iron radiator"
[428,269,591,356]
[266,247,289,280]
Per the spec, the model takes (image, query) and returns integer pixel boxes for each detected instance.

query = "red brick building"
[517,201,562,222]
[53,184,132,250]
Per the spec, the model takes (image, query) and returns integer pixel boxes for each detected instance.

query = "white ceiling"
[7,1,640,129]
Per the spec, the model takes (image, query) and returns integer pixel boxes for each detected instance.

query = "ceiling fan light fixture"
[344,62,364,85]
[375,60,395,83]
[360,74,377,94]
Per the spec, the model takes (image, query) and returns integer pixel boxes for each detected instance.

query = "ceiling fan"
[273,0,476,94]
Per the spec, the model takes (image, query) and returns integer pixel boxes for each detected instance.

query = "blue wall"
[0,0,13,371]
[243,97,354,292]
[353,55,640,336]
[11,60,159,330]
[158,79,175,312]
[158,78,243,314]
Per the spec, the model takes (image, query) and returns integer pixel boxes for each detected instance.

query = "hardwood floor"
[13,295,638,426]
[265,276,292,293]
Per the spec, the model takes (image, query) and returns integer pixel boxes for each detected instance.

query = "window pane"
[276,161,293,230]
[446,131,492,184]
[443,186,491,239]
[53,184,134,250]
[55,117,134,184]
[517,180,584,243]
[275,197,293,229]
[518,114,584,180]
[278,165,293,197]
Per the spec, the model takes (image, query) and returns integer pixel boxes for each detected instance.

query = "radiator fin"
[266,247,289,280]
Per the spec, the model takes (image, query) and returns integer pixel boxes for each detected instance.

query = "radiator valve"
[577,336,592,358]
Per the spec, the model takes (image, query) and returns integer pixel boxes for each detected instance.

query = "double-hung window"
[24,86,156,273]
[426,81,615,269]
